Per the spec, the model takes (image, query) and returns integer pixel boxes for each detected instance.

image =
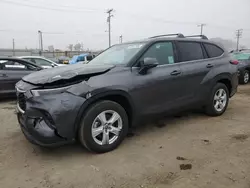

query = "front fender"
[73,88,136,132]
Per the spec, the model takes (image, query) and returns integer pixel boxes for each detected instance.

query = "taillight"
[230,60,239,65]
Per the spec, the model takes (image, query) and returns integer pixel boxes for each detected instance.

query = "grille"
[17,92,26,112]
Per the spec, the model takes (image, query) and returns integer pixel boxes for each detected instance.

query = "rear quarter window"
[204,43,224,58]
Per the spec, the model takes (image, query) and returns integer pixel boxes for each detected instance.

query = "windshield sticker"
[168,56,174,64]
[127,44,144,49]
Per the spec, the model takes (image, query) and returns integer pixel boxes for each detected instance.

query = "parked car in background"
[16,34,238,153]
[69,54,95,64]
[0,57,42,98]
[58,56,70,64]
[19,56,65,69]
[231,51,250,84]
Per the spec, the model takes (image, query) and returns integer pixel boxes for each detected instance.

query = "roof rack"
[149,33,185,39]
[185,35,208,40]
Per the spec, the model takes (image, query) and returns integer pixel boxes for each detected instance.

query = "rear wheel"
[205,83,229,116]
[239,70,249,84]
[78,100,128,153]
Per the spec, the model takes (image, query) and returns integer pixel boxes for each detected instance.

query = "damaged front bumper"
[17,92,86,147]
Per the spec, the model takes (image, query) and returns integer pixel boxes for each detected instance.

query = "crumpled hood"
[22,63,115,85]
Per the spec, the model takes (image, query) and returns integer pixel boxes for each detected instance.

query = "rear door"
[175,41,211,104]
[0,60,34,95]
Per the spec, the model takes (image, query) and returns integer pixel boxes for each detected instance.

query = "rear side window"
[1,60,26,70]
[86,55,93,61]
[204,43,224,58]
[34,59,52,66]
[177,42,204,62]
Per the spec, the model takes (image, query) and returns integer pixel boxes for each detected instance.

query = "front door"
[132,41,184,116]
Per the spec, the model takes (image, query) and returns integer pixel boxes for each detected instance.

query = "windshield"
[88,43,145,65]
[233,53,250,60]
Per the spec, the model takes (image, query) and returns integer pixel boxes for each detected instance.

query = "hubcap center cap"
[104,123,111,131]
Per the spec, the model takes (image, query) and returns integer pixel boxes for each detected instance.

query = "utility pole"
[198,24,206,35]
[119,35,123,43]
[236,29,243,52]
[106,9,114,47]
[38,30,43,55]
[12,39,15,56]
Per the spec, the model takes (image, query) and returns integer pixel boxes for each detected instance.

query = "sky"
[0,0,250,50]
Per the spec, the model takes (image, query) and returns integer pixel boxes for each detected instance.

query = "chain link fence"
[0,49,100,58]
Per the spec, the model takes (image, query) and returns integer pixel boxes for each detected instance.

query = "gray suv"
[16,34,238,153]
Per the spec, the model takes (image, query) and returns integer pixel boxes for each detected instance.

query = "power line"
[0,0,100,13]
[14,0,102,11]
[107,9,114,47]
[2,0,250,32]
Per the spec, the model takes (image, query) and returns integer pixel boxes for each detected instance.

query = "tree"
[74,43,82,51]
[68,44,73,51]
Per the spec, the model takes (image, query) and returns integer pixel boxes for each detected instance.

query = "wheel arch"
[74,90,135,135]
[213,74,232,94]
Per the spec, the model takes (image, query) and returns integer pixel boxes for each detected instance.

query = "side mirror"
[138,57,158,74]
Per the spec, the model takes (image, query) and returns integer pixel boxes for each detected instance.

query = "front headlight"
[31,85,74,96]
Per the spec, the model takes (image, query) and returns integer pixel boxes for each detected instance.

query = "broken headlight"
[31,85,74,96]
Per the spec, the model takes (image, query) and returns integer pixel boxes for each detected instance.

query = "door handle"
[206,64,214,68]
[0,74,7,77]
[170,70,181,76]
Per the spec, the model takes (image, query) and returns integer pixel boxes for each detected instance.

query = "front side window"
[34,58,52,66]
[204,43,224,58]
[88,43,145,65]
[178,42,204,62]
[141,42,175,65]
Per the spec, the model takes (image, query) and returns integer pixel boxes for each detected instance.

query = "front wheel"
[205,83,229,116]
[78,100,128,153]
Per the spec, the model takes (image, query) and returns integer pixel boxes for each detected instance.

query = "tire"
[78,100,129,153]
[205,83,229,116]
[239,70,249,85]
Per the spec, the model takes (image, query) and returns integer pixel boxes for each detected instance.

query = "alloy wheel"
[91,110,123,145]
[213,88,227,112]
[244,72,249,83]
